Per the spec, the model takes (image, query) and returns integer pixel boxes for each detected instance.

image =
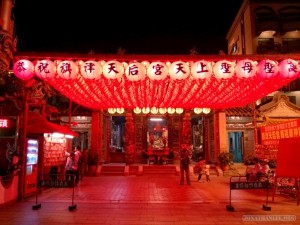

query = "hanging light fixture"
[108,108,116,114]
[203,108,211,114]
[150,107,158,114]
[158,108,167,114]
[194,108,203,114]
[133,107,141,114]
[142,107,150,114]
[175,108,184,114]
[167,107,175,114]
[116,108,125,114]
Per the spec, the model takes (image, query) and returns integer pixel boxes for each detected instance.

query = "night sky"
[13,1,243,55]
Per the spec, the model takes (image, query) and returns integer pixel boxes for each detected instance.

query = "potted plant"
[218,152,234,171]
[243,153,257,165]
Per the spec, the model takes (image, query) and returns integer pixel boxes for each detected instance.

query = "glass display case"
[27,139,39,165]
[25,138,39,196]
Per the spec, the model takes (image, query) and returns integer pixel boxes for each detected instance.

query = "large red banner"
[277,138,300,178]
[260,119,300,146]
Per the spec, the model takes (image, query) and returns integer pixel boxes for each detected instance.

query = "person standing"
[65,152,77,183]
[204,162,211,182]
[73,146,82,183]
[180,147,191,185]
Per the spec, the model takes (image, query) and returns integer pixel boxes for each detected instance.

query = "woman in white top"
[256,159,270,181]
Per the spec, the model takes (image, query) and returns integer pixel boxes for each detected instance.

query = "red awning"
[26,112,78,137]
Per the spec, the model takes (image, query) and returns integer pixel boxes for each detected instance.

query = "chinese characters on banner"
[260,119,300,146]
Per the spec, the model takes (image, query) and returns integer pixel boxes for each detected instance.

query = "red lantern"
[147,62,168,80]
[257,59,278,79]
[125,62,146,81]
[278,59,299,79]
[57,60,78,79]
[191,60,212,79]
[35,59,56,79]
[235,59,257,78]
[169,61,190,80]
[13,59,35,80]
[213,60,235,79]
[80,60,102,79]
[102,60,124,79]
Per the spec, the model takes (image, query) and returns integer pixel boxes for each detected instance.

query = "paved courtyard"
[0,166,299,225]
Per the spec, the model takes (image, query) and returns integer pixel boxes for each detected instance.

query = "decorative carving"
[0,25,16,77]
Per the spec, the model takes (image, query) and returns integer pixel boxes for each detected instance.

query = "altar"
[148,147,169,164]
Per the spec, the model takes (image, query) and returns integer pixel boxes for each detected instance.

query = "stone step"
[100,165,125,176]
[98,165,178,176]
[128,165,139,175]
[142,165,177,175]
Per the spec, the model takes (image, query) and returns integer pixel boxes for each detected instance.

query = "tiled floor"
[1,165,299,225]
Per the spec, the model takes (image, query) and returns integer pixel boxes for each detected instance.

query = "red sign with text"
[260,119,300,146]
[0,117,17,137]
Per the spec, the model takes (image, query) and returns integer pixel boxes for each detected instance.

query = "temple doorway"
[228,131,243,163]
[110,116,126,163]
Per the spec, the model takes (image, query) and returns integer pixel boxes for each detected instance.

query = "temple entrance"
[191,116,204,162]
[110,116,126,163]
[228,132,243,163]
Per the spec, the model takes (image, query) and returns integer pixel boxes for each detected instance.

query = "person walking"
[180,147,191,185]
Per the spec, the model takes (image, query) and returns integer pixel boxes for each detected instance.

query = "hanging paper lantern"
[142,107,150,114]
[158,108,167,114]
[278,59,299,79]
[108,108,116,114]
[257,59,278,79]
[202,108,211,114]
[213,60,235,79]
[102,60,124,79]
[150,107,158,114]
[13,59,35,80]
[116,108,125,114]
[169,61,190,80]
[235,59,257,78]
[57,60,78,79]
[133,107,141,114]
[147,62,168,80]
[35,59,56,79]
[191,60,212,79]
[80,60,102,79]
[194,108,203,114]
[167,107,175,114]
[175,108,184,114]
[125,62,146,81]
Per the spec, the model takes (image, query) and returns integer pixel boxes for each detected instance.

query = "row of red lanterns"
[13,58,300,81]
